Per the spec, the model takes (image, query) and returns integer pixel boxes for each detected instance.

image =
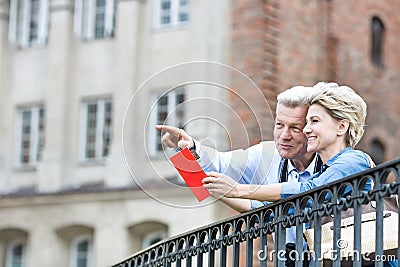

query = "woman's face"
[303,104,344,154]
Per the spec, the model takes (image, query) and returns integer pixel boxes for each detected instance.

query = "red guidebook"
[169,147,211,202]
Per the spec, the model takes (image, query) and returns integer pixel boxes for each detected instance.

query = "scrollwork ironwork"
[112,159,400,267]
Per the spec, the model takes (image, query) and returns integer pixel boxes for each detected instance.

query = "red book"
[170,147,211,202]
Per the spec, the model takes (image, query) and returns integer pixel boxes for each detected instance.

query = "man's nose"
[281,127,292,139]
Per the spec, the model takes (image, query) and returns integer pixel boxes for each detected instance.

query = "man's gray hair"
[276,85,313,109]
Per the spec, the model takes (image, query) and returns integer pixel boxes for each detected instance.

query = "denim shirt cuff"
[250,200,263,210]
[280,182,301,198]
[250,200,273,210]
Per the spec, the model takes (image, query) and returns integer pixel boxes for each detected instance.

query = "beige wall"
[0,0,232,192]
[0,0,234,266]
[0,188,230,266]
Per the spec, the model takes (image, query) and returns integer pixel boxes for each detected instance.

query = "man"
[156,85,321,266]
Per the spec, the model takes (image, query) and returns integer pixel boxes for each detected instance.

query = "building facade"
[0,0,235,266]
[1,0,400,267]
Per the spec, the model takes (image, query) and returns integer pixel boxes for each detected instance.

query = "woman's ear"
[337,119,349,136]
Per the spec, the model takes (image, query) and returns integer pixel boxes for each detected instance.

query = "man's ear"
[337,119,349,136]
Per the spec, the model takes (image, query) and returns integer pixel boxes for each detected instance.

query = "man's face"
[274,105,309,160]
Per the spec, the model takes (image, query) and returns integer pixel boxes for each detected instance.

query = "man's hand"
[155,125,194,149]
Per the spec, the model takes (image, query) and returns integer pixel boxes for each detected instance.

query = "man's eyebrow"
[291,123,304,127]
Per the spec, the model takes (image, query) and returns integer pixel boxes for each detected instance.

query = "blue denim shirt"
[281,147,370,198]
[281,147,397,265]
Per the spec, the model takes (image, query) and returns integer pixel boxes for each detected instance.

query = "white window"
[15,105,45,168]
[74,0,115,40]
[80,98,112,162]
[6,241,26,267]
[71,236,92,267]
[8,0,49,47]
[154,0,189,28]
[142,230,167,249]
[149,90,185,156]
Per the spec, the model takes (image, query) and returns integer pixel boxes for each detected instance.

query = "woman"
[203,82,370,200]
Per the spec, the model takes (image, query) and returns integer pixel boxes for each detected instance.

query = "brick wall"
[231,0,400,161]
[229,0,277,148]
[329,0,400,161]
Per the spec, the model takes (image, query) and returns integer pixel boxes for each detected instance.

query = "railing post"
[208,245,215,267]
[245,234,253,267]
[313,193,322,267]
[232,239,240,267]
[186,248,192,267]
[259,230,268,267]
[196,248,203,267]
[332,203,341,267]
[295,198,304,267]
[275,204,286,267]
[352,180,362,267]
[375,183,384,267]
[186,255,192,267]
[219,243,227,267]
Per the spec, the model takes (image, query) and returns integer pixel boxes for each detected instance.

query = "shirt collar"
[324,147,353,167]
[287,153,319,174]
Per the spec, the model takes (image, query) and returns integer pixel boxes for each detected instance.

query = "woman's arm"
[203,172,283,202]
[217,197,252,213]
[204,150,370,202]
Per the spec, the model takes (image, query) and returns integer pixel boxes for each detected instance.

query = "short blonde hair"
[308,82,367,148]
[276,85,312,110]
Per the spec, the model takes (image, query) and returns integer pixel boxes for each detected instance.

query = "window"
[56,225,94,267]
[80,98,112,161]
[8,0,49,47]
[128,221,168,252]
[142,230,167,248]
[149,90,185,155]
[370,139,385,164]
[6,241,26,267]
[74,0,115,40]
[15,105,45,168]
[71,236,92,267]
[371,16,385,66]
[155,0,189,28]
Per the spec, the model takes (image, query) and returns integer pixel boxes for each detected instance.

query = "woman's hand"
[203,172,242,198]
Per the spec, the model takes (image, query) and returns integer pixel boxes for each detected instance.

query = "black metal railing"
[113,158,400,267]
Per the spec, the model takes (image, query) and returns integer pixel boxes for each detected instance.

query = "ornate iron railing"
[112,158,400,267]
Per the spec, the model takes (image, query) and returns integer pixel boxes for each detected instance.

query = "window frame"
[8,0,49,48]
[79,98,113,163]
[6,239,26,267]
[142,230,167,249]
[371,16,385,67]
[154,0,189,29]
[15,105,45,169]
[148,89,185,157]
[74,0,115,40]
[370,138,385,164]
[70,235,93,267]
